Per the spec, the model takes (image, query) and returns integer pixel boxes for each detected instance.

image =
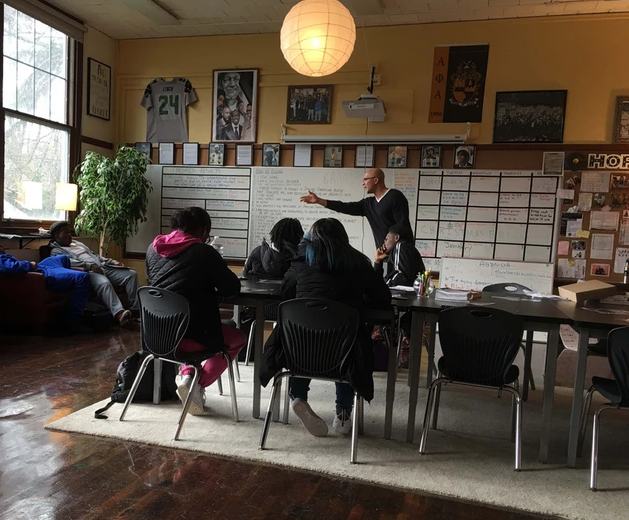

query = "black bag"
[94,350,178,419]
[82,302,114,332]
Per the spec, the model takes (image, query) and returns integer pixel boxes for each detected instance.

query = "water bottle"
[413,274,422,296]
[624,258,629,284]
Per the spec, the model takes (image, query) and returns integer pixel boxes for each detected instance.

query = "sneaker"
[292,398,328,437]
[176,375,205,416]
[116,309,132,326]
[332,410,352,435]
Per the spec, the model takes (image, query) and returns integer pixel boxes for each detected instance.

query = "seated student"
[0,245,90,323]
[260,218,391,436]
[374,224,425,287]
[244,218,304,277]
[49,221,139,325]
[146,206,246,415]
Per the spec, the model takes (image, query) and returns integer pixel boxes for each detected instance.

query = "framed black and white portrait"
[212,69,258,143]
[453,145,475,169]
[263,143,280,166]
[421,145,441,168]
[493,90,567,143]
[286,85,332,124]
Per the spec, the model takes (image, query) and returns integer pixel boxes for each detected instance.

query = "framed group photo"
[493,90,567,143]
[421,145,441,168]
[453,145,475,169]
[613,96,629,144]
[212,69,258,142]
[286,85,332,124]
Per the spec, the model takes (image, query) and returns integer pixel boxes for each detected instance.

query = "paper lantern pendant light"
[280,0,356,77]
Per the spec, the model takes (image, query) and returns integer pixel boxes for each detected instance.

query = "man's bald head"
[368,168,385,182]
[362,168,387,195]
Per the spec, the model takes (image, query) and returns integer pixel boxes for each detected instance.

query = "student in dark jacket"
[260,218,391,437]
[244,218,303,277]
[374,224,425,287]
[146,207,245,415]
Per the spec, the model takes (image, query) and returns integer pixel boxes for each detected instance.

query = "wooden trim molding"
[82,136,115,150]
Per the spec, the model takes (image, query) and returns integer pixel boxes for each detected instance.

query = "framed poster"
[286,85,332,124]
[453,145,475,169]
[135,142,151,157]
[493,90,567,143]
[212,69,258,143]
[323,145,343,167]
[262,143,280,166]
[421,145,441,168]
[355,145,374,168]
[209,143,225,166]
[236,145,253,166]
[613,96,629,144]
[387,145,407,168]
[182,142,199,165]
[87,58,111,120]
[158,142,175,165]
[293,144,312,167]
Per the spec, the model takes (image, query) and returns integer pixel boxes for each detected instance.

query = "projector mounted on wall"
[342,94,386,122]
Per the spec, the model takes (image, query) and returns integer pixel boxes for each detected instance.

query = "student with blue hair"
[260,218,391,436]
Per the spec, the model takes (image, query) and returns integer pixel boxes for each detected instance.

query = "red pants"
[177,325,246,388]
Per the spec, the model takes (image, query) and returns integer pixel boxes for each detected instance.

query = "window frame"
[0,2,82,231]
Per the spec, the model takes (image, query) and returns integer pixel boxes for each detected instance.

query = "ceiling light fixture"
[280,0,356,77]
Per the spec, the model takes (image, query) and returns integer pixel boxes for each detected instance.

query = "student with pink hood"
[146,206,245,415]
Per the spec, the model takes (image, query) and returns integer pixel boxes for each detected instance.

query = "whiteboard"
[440,257,554,294]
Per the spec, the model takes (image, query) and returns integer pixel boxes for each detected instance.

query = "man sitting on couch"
[0,245,90,323]
[48,221,139,325]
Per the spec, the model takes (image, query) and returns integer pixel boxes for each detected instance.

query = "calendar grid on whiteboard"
[417,169,558,263]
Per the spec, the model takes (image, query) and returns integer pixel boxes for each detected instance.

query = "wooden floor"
[0,328,561,520]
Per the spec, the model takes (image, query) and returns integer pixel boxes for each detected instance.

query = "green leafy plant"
[74,146,151,256]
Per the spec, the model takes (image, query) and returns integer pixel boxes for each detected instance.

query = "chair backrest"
[138,286,190,358]
[606,326,629,404]
[438,307,524,385]
[278,298,360,380]
[482,283,531,295]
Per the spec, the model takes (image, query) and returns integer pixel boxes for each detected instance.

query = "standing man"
[216,107,231,140]
[300,168,411,248]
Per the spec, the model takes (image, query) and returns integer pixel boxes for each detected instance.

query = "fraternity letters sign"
[588,153,629,170]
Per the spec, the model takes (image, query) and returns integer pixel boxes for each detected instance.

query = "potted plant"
[74,146,151,256]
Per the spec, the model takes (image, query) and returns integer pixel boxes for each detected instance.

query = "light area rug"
[46,365,629,520]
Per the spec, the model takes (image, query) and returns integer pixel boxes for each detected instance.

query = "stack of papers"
[434,288,471,302]
[390,285,415,293]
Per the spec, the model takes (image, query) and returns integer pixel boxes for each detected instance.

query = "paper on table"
[558,240,570,255]
[581,171,611,192]
[556,188,574,200]
[578,192,593,212]
[614,247,629,273]
[591,211,619,231]
[523,290,568,300]
[591,233,614,259]
[390,285,415,292]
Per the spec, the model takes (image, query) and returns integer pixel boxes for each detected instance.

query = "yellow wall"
[117,14,629,145]
[83,26,117,155]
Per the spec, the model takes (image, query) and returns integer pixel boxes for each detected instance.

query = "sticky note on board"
[576,230,591,239]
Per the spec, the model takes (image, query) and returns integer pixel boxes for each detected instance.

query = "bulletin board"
[557,170,629,281]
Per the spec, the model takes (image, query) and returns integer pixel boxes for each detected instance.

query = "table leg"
[384,314,398,440]
[567,327,590,468]
[406,312,424,444]
[252,302,265,419]
[153,358,162,405]
[426,321,437,389]
[233,304,240,327]
[523,331,534,402]
[539,324,559,463]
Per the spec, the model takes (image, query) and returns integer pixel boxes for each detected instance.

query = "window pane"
[3,57,17,110]
[50,76,66,124]
[16,62,34,114]
[34,21,51,72]
[3,116,69,221]
[50,28,67,78]
[17,11,34,66]
[4,6,17,59]
[35,70,50,120]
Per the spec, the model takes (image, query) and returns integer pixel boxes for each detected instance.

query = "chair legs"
[173,367,201,440]
[259,372,289,449]
[419,377,444,454]
[351,392,360,464]
[223,352,239,422]
[504,385,523,471]
[234,356,241,382]
[578,385,595,457]
[590,404,618,491]
[430,371,443,430]
[217,375,223,395]
[119,353,155,421]
[245,320,256,366]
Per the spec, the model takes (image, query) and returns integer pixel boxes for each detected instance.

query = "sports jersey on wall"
[141,78,198,142]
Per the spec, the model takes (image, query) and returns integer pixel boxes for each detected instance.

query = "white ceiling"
[48,0,629,40]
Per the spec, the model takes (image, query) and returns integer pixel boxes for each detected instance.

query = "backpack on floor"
[94,350,178,419]
[82,302,114,332]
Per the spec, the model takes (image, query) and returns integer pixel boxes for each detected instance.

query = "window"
[2,5,71,222]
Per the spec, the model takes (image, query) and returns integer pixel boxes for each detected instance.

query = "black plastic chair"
[258,298,363,463]
[577,326,629,491]
[482,283,536,400]
[419,306,524,470]
[119,287,239,440]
